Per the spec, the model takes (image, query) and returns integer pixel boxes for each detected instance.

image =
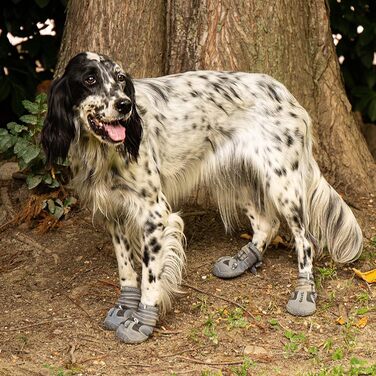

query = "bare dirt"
[0,176,375,376]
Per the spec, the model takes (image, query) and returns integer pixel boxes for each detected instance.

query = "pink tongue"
[104,124,126,142]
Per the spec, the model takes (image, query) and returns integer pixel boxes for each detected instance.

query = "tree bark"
[57,0,375,199]
[56,0,166,78]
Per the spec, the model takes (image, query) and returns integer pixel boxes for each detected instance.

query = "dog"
[41,52,362,343]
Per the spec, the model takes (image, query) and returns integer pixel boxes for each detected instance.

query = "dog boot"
[116,303,159,343]
[286,272,317,316]
[103,286,141,330]
[212,242,263,279]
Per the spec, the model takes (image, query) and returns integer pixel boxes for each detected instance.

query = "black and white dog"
[41,52,362,343]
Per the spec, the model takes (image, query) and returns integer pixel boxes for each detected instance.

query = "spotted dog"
[41,52,362,343]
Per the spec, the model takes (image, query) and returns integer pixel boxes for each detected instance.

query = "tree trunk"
[57,0,375,199]
[56,0,166,78]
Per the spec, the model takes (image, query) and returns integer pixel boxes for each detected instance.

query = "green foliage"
[329,0,376,122]
[0,93,63,189]
[304,357,376,376]
[0,0,66,123]
[283,330,306,354]
[230,357,256,376]
[43,196,77,220]
[203,314,219,345]
[226,308,248,329]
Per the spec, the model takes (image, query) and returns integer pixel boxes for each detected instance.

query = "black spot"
[147,82,168,102]
[148,269,156,283]
[152,243,161,253]
[114,234,120,244]
[289,112,298,118]
[274,167,287,177]
[121,277,126,281]
[291,160,299,170]
[143,249,150,267]
[306,247,312,258]
[149,237,157,247]
[299,262,304,270]
[140,188,147,197]
[145,220,157,234]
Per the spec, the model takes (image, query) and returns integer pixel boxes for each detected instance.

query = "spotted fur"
[41,52,362,315]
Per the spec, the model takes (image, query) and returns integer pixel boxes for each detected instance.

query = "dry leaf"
[271,235,288,247]
[352,268,376,283]
[240,233,252,240]
[336,316,346,325]
[355,316,368,329]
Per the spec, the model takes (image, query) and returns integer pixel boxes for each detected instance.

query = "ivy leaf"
[47,199,55,214]
[48,179,60,189]
[64,196,77,207]
[14,139,41,164]
[0,131,17,153]
[22,99,40,114]
[52,206,65,219]
[26,174,43,189]
[7,122,28,134]
[20,114,38,125]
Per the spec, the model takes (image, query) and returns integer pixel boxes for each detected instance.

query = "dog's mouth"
[87,115,127,143]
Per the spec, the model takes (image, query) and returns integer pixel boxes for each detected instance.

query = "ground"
[0,174,375,376]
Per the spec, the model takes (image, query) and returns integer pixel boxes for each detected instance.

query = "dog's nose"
[115,99,132,114]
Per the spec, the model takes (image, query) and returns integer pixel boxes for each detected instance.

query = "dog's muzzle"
[88,115,127,143]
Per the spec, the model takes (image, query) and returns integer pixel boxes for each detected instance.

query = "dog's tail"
[305,159,363,263]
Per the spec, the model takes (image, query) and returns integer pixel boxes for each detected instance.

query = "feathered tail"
[306,160,363,263]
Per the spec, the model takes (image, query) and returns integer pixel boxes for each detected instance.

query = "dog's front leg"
[103,222,141,330]
[116,197,185,343]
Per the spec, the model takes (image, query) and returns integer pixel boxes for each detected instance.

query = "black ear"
[123,75,142,161]
[41,76,75,166]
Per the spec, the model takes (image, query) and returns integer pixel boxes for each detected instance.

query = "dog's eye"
[117,73,126,82]
[85,75,97,86]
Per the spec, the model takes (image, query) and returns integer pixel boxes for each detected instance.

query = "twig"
[80,354,109,364]
[181,283,262,327]
[120,362,155,368]
[68,343,78,364]
[154,328,182,335]
[97,279,120,290]
[65,295,105,332]
[160,345,206,358]
[175,355,244,366]
[1,318,70,332]
[14,232,53,254]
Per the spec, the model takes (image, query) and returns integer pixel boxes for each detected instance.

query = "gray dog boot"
[213,242,263,279]
[116,302,159,343]
[103,286,141,330]
[286,272,317,316]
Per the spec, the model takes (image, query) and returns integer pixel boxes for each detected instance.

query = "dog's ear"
[41,76,76,166]
[124,75,142,161]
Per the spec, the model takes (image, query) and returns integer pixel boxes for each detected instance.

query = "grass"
[304,357,376,376]
[230,357,256,376]
[284,330,306,355]
[203,314,219,345]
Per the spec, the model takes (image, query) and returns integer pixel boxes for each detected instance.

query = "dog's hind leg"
[213,200,279,279]
[103,222,141,331]
[116,195,185,343]
[269,171,317,317]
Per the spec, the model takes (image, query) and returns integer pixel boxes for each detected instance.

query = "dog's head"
[41,52,142,164]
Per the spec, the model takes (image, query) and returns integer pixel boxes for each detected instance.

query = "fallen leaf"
[271,235,288,248]
[336,316,346,325]
[352,268,376,283]
[355,316,368,329]
[240,233,252,240]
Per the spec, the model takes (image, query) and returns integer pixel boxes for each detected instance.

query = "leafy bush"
[329,0,376,122]
[0,93,66,189]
